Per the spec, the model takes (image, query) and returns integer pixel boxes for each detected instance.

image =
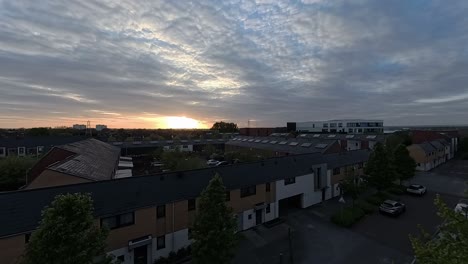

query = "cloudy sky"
[1,0,468,128]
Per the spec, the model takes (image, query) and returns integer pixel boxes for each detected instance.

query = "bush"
[356,200,375,214]
[365,195,384,206]
[154,256,168,264]
[387,185,405,195]
[330,207,365,227]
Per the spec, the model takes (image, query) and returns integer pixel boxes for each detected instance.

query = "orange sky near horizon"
[0,115,212,129]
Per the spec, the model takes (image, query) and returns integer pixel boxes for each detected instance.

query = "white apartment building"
[96,124,108,131]
[72,124,87,130]
[294,119,384,134]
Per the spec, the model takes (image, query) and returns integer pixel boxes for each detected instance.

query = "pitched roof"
[429,140,444,150]
[47,139,121,181]
[0,149,370,238]
[418,142,437,154]
[0,136,86,148]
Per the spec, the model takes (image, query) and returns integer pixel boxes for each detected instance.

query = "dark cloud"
[0,0,467,128]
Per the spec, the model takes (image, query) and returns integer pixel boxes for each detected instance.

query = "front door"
[255,209,262,225]
[134,245,148,264]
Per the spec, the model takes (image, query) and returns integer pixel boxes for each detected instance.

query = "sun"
[164,116,200,129]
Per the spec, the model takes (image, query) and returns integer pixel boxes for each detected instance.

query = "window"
[182,145,188,149]
[355,142,359,147]
[157,205,166,218]
[357,163,363,169]
[330,123,336,128]
[323,123,328,128]
[0,147,4,156]
[188,199,196,211]
[101,212,134,230]
[348,128,353,133]
[226,191,230,201]
[240,185,256,198]
[284,177,296,185]
[266,183,270,192]
[25,233,31,244]
[117,255,125,262]
[37,146,44,153]
[417,163,421,167]
[266,204,271,214]
[338,123,343,127]
[248,214,252,220]
[333,167,341,175]
[157,235,166,250]
[18,147,25,156]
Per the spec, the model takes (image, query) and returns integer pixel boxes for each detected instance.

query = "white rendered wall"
[275,173,321,209]
[264,202,276,222]
[241,209,256,230]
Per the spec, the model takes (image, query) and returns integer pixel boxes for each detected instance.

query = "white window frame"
[0,147,5,157]
[18,147,26,157]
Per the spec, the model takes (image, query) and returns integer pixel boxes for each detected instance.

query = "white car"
[455,200,468,217]
[406,184,427,196]
[206,159,219,166]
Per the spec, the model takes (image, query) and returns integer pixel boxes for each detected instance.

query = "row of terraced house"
[0,138,370,264]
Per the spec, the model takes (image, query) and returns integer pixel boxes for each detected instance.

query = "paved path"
[234,209,413,264]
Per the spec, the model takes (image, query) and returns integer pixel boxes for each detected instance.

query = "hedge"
[356,200,375,214]
[330,207,365,227]
[387,185,405,195]
[365,195,384,206]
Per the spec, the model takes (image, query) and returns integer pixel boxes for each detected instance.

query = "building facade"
[0,150,370,264]
[290,119,384,134]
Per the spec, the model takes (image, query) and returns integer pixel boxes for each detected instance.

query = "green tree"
[385,132,412,151]
[410,194,468,264]
[161,150,206,171]
[192,174,238,264]
[339,166,363,208]
[393,144,416,185]
[210,122,239,133]
[27,127,50,136]
[201,144,218,159]
[364,143,396,192]
[0,157,36,191]
[22,193,113,264]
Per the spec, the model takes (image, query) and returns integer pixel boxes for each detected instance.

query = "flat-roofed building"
[289,119,384,134]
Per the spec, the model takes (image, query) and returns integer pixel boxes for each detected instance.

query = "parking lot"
[234,159,467,264]
[352,192,461,254]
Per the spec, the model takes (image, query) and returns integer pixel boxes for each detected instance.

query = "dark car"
[379,200,406,216]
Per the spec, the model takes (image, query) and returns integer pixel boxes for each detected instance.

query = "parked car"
[406,184,427,196]
[215,161,229,166]
[206,159,219,166]
[379,200,406,216]
[454,199,468,217]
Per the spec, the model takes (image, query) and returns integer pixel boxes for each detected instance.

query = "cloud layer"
[1,0,468,128]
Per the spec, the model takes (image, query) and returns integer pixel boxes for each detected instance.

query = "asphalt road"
[234,159,467,264]
[410,159,468,197]
[352,192,461,254]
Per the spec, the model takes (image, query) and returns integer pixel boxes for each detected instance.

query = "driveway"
[234,209,413,264]
[234,159,467,264]
[352,192,461,254]
[410,159,468,197]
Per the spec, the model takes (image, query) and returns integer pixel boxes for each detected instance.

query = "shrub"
[154,256,168,264]
[330,207,365,227]
[356,200,375,214]
[168,251,177,261]
[387,186,405,195]
[365,195,384,206]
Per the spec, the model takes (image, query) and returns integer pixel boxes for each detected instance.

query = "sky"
[1,0,468,129]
